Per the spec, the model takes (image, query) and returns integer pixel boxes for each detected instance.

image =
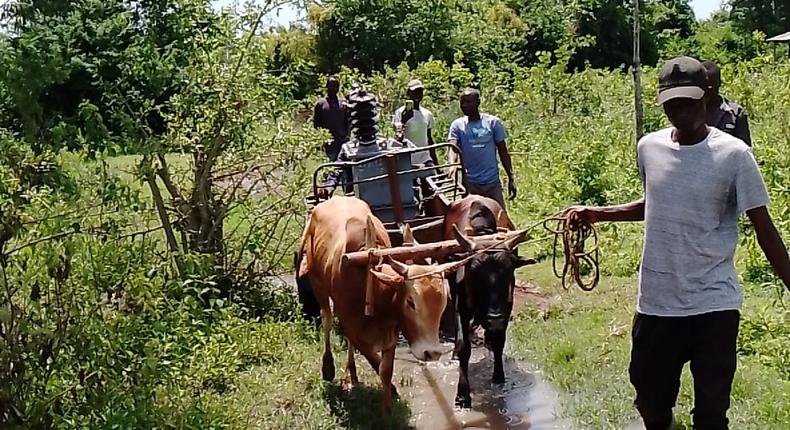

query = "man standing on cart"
[312,76,349,161]
[392,79,440,170]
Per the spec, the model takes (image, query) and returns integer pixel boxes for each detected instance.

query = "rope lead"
[544,216,600,291]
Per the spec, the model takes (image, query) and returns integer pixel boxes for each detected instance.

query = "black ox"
[442,195,534,408]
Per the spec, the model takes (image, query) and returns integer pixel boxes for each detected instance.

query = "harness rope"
[402,213,600,292]
[544,215,600,291]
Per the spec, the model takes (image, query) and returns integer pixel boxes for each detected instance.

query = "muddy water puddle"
[394,343,570,430]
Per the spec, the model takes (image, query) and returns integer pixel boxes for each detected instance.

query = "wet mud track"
[394,343,571,430]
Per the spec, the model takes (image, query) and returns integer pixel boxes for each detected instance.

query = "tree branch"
[156,153,184,202]
[146,174,186,277]
[3,231,77,256]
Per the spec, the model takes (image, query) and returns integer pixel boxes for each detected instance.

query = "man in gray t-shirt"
[565,56,790,430]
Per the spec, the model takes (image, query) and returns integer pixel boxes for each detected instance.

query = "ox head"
[453,203,535,341]
[368,226,454,362]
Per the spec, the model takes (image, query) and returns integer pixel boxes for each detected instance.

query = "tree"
[567,0,659,70]
[263,26,320,99]
[0,0,220,155]
[729,0,790,37]
[646,0,698,58]
[312,0,455,73]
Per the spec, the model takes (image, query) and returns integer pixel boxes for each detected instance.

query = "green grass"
[509,260,790,430]
[214,323,414,430]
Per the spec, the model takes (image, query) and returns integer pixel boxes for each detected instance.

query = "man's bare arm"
[747,206,790,291]
[565,198,646,225]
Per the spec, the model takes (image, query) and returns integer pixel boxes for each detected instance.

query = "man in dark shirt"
[313,76,349,160]
[702,61,751,146]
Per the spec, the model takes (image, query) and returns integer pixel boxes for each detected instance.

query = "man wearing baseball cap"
[392,79,439,170]
[565,56,790,430]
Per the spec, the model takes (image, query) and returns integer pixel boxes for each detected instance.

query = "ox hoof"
[322,358,335,381]
[455,395,472,409]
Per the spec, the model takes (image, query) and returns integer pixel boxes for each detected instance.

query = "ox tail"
[297,214,314,278]
[296,215,321,322]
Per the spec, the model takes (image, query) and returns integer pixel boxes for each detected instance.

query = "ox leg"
[454,312,473,409]
[321,308,335,381]
[490,330,507,384]
[358,347,381,371]
[343,341,359,390]
[359,348,399,399]
[379,346,397,415]
[452,286,464,360]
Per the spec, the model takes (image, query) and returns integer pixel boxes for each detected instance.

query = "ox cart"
[293,88,599,413]
[296,88,528,317]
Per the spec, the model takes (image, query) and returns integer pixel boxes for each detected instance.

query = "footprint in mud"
[394,343,571,430]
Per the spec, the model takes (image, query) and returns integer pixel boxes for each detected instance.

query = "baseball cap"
[407,79,424,91]
[657,56,708,105]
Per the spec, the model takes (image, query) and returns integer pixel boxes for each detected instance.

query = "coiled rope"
[543,215,600,291]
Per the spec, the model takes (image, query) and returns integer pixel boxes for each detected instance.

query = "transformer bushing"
[346,90,379,144]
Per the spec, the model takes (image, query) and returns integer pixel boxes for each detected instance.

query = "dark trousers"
[629,310,740,430]
[324,139,345,162]
[465,180,506,210]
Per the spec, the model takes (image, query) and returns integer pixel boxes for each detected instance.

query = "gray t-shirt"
[636,127,770,317]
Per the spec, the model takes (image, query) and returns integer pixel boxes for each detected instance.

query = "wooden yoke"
[364,215,378,317]
[343,229,529,267]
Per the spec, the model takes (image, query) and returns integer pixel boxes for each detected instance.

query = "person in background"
[702,61,752,146]
[313,76,348,161]
[565,56,790,430]
[392,79,439,169]
[447,88,516,210]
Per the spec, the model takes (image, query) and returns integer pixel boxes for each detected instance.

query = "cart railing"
[306,142,466,226]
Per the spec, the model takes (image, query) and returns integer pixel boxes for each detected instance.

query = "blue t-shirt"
[447,114,507,185]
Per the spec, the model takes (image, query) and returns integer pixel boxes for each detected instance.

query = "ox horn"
[496,209,514,230]
[402,224,416,246]
[452,224,476,251]
[402,224,417,264]
[503,230,528,250]
[365,214,378,250]
[387,256,410,278]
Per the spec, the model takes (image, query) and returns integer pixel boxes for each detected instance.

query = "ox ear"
[370,269,405,287]
[513,255,537,268]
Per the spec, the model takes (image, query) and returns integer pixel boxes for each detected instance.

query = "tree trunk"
[185,154,226,269]
[633,0,644,144]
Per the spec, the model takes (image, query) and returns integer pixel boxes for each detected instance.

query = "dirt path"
[394,342,570,430]
[266,274,570,429]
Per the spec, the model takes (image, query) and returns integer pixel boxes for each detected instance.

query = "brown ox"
[298,196,454,412]
[442,195,534,408]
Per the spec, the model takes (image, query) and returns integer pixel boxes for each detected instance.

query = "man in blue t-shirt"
[447,88,516,209]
